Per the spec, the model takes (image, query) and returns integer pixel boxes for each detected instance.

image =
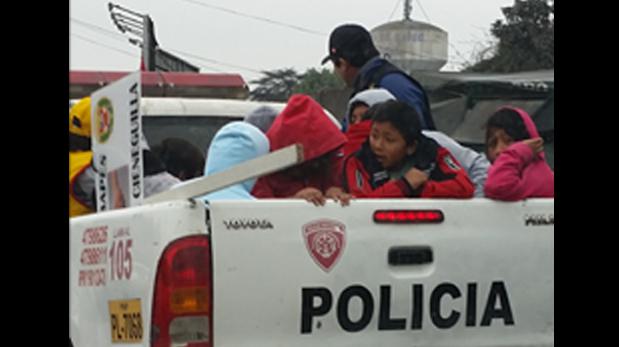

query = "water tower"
[370,0,448,72]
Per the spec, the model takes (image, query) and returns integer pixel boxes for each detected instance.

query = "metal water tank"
[371,19,448,72]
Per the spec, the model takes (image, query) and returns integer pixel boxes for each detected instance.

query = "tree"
[249,68,302,101]
[293,68,344,98]
[466,0,554,73]
[249,68,344,102]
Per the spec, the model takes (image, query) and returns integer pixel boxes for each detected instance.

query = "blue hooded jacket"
[201,122,269,201]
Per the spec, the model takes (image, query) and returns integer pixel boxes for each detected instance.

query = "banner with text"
[91,72,143,211]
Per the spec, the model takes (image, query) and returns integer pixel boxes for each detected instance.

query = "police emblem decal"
[302,219,346,272]
[95,97,114,144]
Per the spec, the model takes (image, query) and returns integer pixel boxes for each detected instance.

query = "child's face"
[369,121,415,170]
[350,104,369,125]
[486,127,514,163]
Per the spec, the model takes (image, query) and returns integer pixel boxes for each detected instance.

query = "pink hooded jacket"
[484,107,554,201]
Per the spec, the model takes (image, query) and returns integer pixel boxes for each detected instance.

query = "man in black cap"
[322,23,436,131]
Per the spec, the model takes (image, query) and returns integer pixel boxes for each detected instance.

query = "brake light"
[151,235,212,347]
[373,210,444,224]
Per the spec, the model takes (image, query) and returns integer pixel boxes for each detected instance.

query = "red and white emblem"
[302,219,346,272]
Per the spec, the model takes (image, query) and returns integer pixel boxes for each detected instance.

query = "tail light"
[373,210,444,224]
[151,235,212,347]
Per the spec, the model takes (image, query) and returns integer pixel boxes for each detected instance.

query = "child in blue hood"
[200,122,270,201]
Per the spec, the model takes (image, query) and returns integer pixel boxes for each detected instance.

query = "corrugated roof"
[415,69,554,94]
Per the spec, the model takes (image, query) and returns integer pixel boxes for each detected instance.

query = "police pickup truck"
[69,144,554,347]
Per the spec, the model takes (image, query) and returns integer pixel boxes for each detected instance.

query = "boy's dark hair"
[151,138,205,180]
[371,100,423,145]
[142,149,167,176]
[362,102,382,121]
[486,108,530,142]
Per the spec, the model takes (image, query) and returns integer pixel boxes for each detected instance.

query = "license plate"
[108,299,143,343]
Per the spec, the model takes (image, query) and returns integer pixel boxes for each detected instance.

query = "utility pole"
[108,2,198,72]
[404,0,412,21]
[142,15,157,71]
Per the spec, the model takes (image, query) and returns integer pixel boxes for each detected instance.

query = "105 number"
[109,239,132,281]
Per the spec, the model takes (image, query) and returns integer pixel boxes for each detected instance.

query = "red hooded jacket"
[251,94,347,198]
[343,137,475,199]
[484,107,554,201]
[342,119,372,158]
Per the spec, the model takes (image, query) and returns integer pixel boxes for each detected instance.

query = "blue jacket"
[201,122,269,201]
[353,57,434,130]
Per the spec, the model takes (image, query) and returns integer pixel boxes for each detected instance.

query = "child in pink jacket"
[484,107,554,201]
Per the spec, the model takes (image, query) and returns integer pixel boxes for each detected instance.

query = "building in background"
[70,70,249,100]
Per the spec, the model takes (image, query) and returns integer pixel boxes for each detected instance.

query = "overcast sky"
[70,0,514,84]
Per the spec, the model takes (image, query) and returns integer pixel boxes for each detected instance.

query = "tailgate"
[209,199,553,347]
[70,200,207,347]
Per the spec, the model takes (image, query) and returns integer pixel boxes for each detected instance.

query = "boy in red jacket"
[484,107,554,201]
[343,100,474,198]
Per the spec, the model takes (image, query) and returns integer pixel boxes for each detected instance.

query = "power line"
[71,18,264,74]
[388,0,402,21]
[447,47,472,69]
[411,0,469,68]
[414,0,430,24]
[179,0,326,36]
[71,32,139,58]
[168,49,263,74]
[168,59,227,74]
[72,31,227,73]
[457,40,483,45]
[76,5,469,74]
[71,17,127,42]
[169,47,264,73]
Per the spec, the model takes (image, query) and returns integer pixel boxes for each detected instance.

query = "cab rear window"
[142,115,242,152]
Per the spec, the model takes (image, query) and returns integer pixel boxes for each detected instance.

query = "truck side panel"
[209,199,553,347]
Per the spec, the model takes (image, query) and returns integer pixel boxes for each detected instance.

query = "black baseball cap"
[321,24,379,65]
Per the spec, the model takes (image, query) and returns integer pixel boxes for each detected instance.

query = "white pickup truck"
[69,145,554,347]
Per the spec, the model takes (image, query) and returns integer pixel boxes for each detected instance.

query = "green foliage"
[293,68,344,98]
[466,0,554,72]
[249,68,343,101]
[249,68,302,101]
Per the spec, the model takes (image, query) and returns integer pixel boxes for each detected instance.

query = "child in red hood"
[343,100,474,198]
[251,94,350,206]
[341,89,394,158]
[484,107,554,201]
